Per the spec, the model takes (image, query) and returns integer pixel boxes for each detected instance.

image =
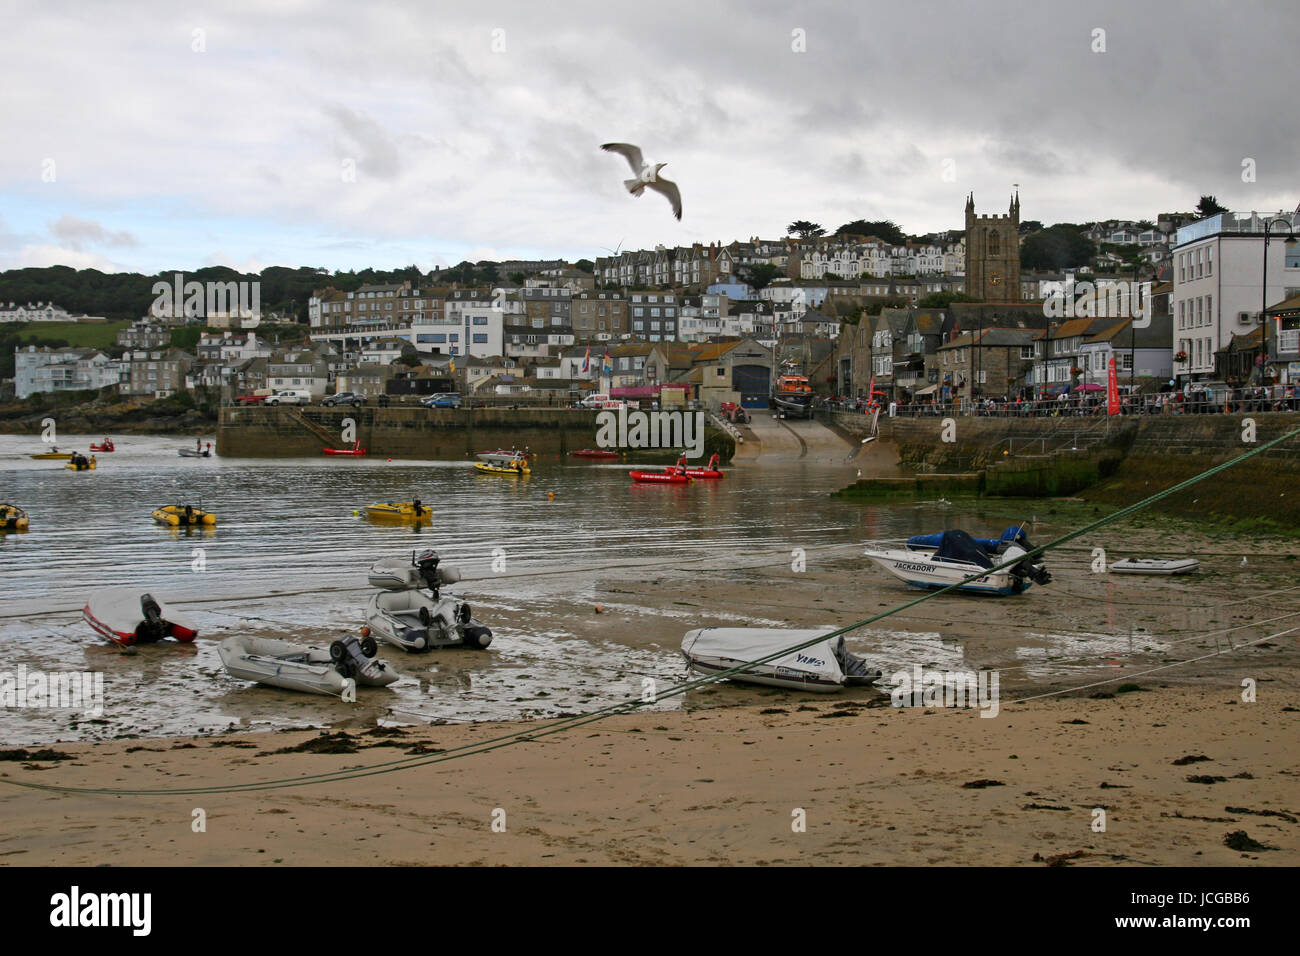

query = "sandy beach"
[2,676,1297,866]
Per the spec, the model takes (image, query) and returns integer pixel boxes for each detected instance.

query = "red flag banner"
[1106,356,1121,415]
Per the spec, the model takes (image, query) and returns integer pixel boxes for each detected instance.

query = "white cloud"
[0,0,1296,272]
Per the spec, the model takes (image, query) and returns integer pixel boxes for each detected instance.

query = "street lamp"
[1260,216,1299,387]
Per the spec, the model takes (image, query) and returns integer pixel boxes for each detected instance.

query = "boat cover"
[933,530,994,568]
[908,525,1027,553]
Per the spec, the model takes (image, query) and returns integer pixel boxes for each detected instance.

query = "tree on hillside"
[1196,195,1228,218]
[1020,225,1097,271]
[740,263,784,290]
[835,219,905,244]
[1018,220,1044,235]
[786,220,826,239]
[573,259,594,274]
[508,272,526,285]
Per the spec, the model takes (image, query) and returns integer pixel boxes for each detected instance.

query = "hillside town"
[8,197,1300,411]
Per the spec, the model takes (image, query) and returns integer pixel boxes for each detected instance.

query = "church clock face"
[988,273,1002,287]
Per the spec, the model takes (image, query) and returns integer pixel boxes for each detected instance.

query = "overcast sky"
[1,0,1296,275]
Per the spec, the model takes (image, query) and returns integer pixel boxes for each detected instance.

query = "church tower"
[964,192,1020,301]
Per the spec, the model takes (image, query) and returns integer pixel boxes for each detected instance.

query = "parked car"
[322,391,365,407]
[234,393,266,406]
[420,392,462,408]
[264,389,312,406]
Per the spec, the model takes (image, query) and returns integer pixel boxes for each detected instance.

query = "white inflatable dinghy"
[219,634,399,696]
[1107,557,1199,575]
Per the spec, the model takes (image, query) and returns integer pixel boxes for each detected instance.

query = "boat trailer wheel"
[329,640,346,663]
[360,636,378,658]
[458,603,472,625]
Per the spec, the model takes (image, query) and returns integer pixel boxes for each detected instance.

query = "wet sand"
[1,680,1296,866]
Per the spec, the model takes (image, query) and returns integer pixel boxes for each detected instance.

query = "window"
[1207,295,1213,326]
[1121,354,1132,371]
[1287,245,1300,269]
[472,334,488,344]
[1020,345,1035,359]
[473,316,488,325]
[1207,247,1213,276]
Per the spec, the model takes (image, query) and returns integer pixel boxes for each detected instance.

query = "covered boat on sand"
[681,627,881,692]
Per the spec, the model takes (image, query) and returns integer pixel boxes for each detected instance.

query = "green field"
[11,320,130,349]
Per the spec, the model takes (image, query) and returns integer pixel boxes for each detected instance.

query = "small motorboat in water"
[629,469,691,483]
[152,504,217,526]
[474,458,530,475]
[681,627,881,692]
[179,442,214,458]
[363,499,432,521]
[864,528,1051,596]
[64,454,97,471]
[30,448,73,460]
[365,550,493,652]
[218,634,399,696]
[323,442,366,457]
[570,449,621,459]
[89,439,115,452]
[1108,557,1200,575]
[477,448,532,464]
[0,504,29,531]
[683,453,725,479]
[83,589,198,646]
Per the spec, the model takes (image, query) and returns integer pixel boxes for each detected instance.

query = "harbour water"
[1,434,1284,745]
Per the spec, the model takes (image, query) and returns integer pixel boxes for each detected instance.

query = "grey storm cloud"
[48,215,138,249]
[322,104,402,181]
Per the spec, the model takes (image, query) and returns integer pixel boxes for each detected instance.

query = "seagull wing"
[646,175,682,220]
[601,142,644,174]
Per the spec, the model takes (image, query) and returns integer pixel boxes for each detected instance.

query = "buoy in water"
[547,491,555,499]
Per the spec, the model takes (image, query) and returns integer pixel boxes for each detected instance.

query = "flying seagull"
[601,143,682,220]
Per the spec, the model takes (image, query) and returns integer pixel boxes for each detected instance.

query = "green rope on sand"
[6,422,1299,796]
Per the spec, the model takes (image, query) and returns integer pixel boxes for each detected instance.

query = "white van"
[580,393,610,409]
[265,389,312,406]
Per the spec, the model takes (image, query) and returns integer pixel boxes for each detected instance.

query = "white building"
[14,346,121,398]
[1171,211,1300,381]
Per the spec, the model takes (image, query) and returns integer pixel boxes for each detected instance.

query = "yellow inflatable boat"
[0,504,29,531]
[31,450,73,460]
[152,504,218,526]
[362,500,432,521]
[473,459,530,475]
[65,457,97,471]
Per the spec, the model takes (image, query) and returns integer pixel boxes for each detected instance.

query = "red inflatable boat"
[629,470,692,484]
[89,439,115,452]
[323,444,366,456]
[683,453,724,479]
[83,589,198,647]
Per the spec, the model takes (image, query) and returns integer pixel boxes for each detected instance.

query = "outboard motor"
[414,549,442,595]
[998,537,1052,586]
[137,593,167,642]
